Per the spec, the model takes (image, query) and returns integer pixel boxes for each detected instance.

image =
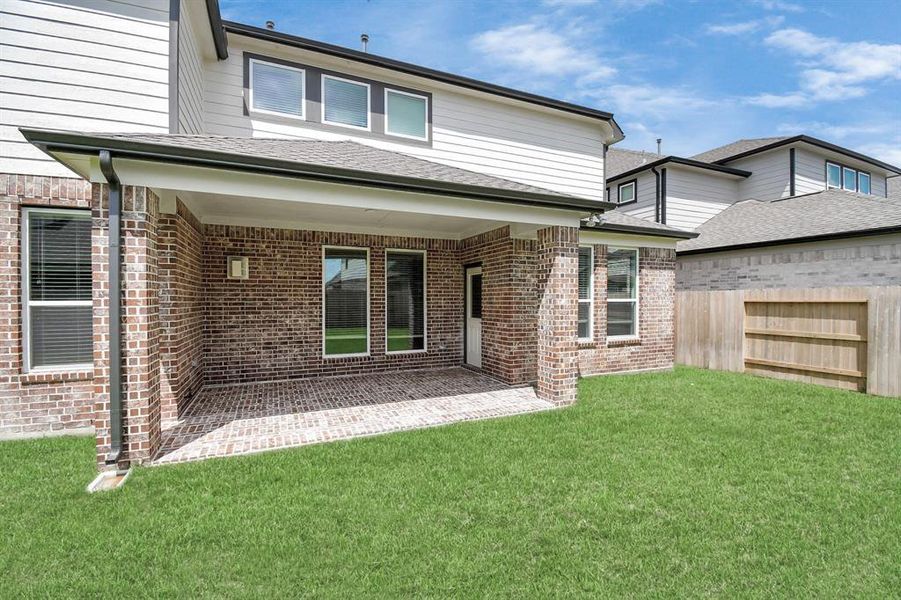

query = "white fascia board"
[88,157,585,227]
[579,229,679,249]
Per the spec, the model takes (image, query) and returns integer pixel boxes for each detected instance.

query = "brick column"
[536,225,579,405]
[92,184,161,468]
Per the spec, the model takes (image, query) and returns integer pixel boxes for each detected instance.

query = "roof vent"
[361,33,369,52]
[656,138,662,156]
[265,20,275,30]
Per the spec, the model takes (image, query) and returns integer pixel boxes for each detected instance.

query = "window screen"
[607,248,638,338]
[386,90,428,140]
[842,167,857,191]
[386,252,425,352]
[25,210,93,369]
[324,248,369,355]
[323,76,369,129]
[826,162,841,189]
[578,246,593,340]
[251,59,304,117]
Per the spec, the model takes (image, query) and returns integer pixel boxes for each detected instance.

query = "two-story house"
[0,0,695,470]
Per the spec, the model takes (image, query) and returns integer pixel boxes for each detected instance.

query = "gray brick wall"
[676,235,901,291]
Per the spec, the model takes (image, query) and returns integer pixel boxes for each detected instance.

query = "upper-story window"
[617,180,636,205]
[322,75,370,130]
[249,58,305,119]
[826,161,872,194]
[385,89,429,141]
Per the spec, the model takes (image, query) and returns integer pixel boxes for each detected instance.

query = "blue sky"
[220,0,901,164]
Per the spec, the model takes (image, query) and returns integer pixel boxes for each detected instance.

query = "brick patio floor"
[153,368,554,465]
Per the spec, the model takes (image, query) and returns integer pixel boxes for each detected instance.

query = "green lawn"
[325,327,422,354]
[1,367,898,597]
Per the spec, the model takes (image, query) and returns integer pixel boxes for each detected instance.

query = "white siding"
[730,149,791,201]
[795,146,888,198]
[0,0,170,176]
[664,168,739,230]
[176,0,204,133]
[203,38,607,201]
[617,171,658,223]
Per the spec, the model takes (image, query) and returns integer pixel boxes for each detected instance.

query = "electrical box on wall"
[227,256,249,280]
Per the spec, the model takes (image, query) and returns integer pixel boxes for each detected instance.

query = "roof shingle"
[606,147,661,179]
[691,137,791,163]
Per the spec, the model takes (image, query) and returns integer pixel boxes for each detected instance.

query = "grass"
[325,327,422,354]
[1,367,898,597]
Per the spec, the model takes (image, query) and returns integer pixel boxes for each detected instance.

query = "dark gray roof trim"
[707,135,901,174]
[20,128,613,212]
[606,156,751,183]
[205,0,228,59]
[582,221,697,239]
[678,226,901,255]
[222,21,624,140]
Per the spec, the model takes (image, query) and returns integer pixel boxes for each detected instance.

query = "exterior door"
[465,267,482,368]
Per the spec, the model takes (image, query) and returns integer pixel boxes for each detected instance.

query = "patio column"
[536,225,579,405]
[92,183,162,468]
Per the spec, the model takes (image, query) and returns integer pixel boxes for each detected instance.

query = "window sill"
[577,340,597,349]
[608,337,641,347]
[21,368,93,385]
[386,349,428,356]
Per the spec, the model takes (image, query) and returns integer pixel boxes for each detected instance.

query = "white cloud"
[753,0,804,12]
[541,0,597,6]
[471,23,615,80]
[746,92,808,108]
[705,16,783,36]
[588,83,717,120]
[856,142,901,168]
[758,28,901,103]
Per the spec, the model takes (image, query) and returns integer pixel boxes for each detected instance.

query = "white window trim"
[384,249,427,355]
[607,247,640,342]
[21,207,93,374]
[826,161,842,189]
[248,58,306,121]
[858,171,871,195]
[842,166,857,191]
[321,74,371,131]
[578,245,593,343]
[384,88,430,142]
[322,245,371,358]
[618,181,636,204]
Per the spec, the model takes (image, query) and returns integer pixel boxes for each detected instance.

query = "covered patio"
[154,367,553,465]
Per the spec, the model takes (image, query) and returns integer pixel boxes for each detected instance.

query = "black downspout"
[660,168,667,225]
[789,148,796,196]
[98,150,123,465]
[651,166,661,222]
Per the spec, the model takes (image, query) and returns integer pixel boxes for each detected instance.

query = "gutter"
[607,156,751,184]
[205,0,228,59]
[651,166,661,223]
[20,128,615,212]
[222,21,624,141]
[581,221,697,239]
[97,151,123,465]
[677,225,901,255]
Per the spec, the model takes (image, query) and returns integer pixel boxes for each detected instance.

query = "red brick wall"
[201,225,462,385]
[159,199,203,423]
[578,245,676,375]
[0,175,95,438]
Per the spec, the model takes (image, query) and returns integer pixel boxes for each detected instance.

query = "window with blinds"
[578,246,593,340]
[24,209,93,370]
[322,75,370,129]
[323,247,369,356]
[386,251,425,352]
[385,89,428,140]
[249,58,305,118]
[607,248,639,338]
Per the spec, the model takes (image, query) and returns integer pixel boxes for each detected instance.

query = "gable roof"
[605,152,751,183]
[218,20,623,140]
[22,129,618,211]
[677,189,901,254]
[692,135,901,174]
[606,148,660,179]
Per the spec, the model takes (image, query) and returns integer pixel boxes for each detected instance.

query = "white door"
[465,267,482,368]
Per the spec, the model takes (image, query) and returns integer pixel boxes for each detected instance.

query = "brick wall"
[578,246,676,375]
[201,225,462,385]
[0,174,95,438]
[159,199,203,423]
[676,235,901,291]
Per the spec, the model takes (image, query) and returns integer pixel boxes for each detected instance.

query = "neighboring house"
[0,0,694,467]
[606,136,901,231]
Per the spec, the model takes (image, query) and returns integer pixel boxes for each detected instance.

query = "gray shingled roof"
[583,210,697,237]
[97,133,575,198]
[691,137,790,163]
[606,147,661,179]
[677,189,901,253]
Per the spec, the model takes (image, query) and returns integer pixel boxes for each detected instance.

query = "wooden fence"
[676,286,901,397]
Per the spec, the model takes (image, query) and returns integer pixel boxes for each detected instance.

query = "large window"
[578,246,593,341]
[607,248,638,339]
[385,89,428,141]
[249,58,305,119]
[322,75,370,130]
[323,247,369,356]
[386,250,426,352]
[23,209,93,371]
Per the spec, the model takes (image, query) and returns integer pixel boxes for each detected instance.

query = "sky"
[219,0,901,164]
